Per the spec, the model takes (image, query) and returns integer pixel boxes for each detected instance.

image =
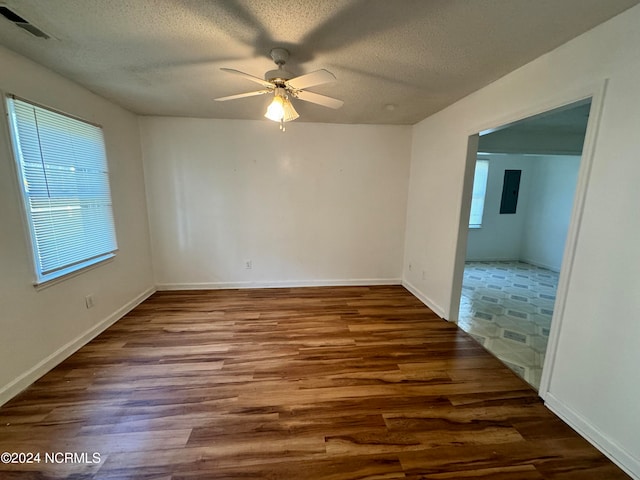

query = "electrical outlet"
[85,294,94,309]
[244,259,252,270]
[408,264,412,271]
[422,270,426,280]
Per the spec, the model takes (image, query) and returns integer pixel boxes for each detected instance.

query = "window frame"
[469,158,489,229]
[6,95,118,287]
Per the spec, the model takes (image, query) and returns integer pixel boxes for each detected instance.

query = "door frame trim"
[448,79,608,399]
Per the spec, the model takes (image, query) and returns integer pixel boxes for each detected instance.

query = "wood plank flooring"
[0,286,630,479]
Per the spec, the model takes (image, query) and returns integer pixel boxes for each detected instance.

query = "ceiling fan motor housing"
[264,68,294,84]
[266,48,294,85]
[270,48,289,65]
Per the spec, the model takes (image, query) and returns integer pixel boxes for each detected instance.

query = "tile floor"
[458,261,559,391]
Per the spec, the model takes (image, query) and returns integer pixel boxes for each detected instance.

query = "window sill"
[34,253,116,291]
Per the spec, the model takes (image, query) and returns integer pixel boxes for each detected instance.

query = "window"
[6,96,118,285]
[469,159,489,228]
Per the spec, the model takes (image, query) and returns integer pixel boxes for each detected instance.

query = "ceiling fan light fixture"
[282,98,299,122]
[265,94,285,122]
[265,88,299,126]
[217,48,342,129]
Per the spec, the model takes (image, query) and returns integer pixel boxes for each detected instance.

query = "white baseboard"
[156,278,401,291]
[401,279,446,319]
[466,256,561,273]
[519,257,561,273]
[465,256,520,263]
[545,393,640,480]
[0,286,156,407]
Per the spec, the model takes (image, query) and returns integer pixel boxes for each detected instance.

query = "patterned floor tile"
[458,261,559,391]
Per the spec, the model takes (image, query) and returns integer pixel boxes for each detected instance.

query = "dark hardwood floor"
[0,286,630,479]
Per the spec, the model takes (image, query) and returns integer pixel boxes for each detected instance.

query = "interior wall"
[403,5,640,477]
[140,117,411,288]
[465,154,533,262]
[466,154,580,272]
[0,46,155,405]
[521,155,581,271]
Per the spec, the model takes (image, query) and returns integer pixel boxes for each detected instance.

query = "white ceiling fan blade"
[220,68,273,88]
[214,89,271,102]
[286,69,336,90]
[295,90,344,109]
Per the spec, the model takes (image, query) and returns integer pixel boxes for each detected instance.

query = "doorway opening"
[456,99,591,391]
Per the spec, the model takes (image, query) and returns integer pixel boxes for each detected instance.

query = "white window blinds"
[7,97,118,284]
[469,159,489,228]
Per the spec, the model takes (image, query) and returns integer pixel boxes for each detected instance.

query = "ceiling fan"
[214,48,344,130]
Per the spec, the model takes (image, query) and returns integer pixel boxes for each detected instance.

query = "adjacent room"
[458,101,589,391]
[1,1,639,478]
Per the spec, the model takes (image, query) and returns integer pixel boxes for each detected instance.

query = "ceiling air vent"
[0,6,50,39]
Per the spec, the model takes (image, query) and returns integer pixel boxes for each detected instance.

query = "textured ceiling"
[0,0,638,125]
[478,100,591,154]
[487,101,592,136]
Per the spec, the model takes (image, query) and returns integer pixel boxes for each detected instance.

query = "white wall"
[0,46,155,405]
[521,155,581,270]
[140,117,411,288]
[404,5,640,478]
[465,155,533,262]
[466,154,580,273]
